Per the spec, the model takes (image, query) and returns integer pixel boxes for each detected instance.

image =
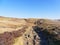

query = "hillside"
[0,16,60,45]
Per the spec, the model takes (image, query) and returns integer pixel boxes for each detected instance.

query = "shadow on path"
[33,26,53,45]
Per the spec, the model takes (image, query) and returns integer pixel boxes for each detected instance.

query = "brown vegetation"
[0,28,25,45]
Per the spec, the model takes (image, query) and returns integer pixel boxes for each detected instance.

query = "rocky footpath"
[0,17,60,45]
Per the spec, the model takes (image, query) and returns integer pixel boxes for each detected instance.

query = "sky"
[0,0,60,19]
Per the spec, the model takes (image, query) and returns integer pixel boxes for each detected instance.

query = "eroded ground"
[0,16,60,45]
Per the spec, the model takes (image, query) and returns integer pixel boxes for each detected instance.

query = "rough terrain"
[0,16,60,45]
